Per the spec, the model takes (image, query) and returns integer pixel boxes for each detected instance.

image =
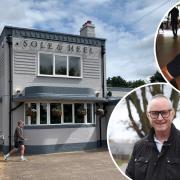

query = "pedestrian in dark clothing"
[168,7,179,38]
[4,120,27,161]
[159,22,164,33]
[125,94,180,180]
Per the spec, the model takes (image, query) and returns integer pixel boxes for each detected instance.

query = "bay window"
[25,102,95,125]
[63,104,73,123]
[75,103,85,123]
[40,103,47,124]
[50,103,62,124]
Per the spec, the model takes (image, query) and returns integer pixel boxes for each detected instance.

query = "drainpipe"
[7,35,12,151]
[99,115,102,147]
[101,44,106,98]
[98,44,106,148]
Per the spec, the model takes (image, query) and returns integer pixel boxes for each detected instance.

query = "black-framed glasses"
[148,110,172,119]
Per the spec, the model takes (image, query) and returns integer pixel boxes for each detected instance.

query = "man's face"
[147,98,175,133]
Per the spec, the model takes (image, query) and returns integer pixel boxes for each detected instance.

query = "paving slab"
[0,149,127,180]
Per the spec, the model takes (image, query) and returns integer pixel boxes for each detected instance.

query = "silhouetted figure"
[168,7,179,38]
[158,22,164,33]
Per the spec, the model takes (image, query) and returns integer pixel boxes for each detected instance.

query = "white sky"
[0,0,179,80]
[107,83,180,142]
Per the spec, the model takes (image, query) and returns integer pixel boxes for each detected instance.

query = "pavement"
[0,149,128,180]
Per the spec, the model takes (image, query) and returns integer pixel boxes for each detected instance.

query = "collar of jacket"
[146,124,178,146]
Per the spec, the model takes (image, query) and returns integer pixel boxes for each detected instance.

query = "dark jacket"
[168,7,179,22]
[125,124,180,180]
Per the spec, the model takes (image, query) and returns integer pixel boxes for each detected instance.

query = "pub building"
[0,21,116,154]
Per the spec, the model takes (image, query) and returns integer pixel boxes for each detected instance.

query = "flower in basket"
[26,107,37,116]
[96,108,104,116]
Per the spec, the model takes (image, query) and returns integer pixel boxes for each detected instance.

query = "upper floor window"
[39,53,53,75]
[39,53,81,78]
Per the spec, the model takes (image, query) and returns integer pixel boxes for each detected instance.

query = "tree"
[109,76,127,87]
[125,84,179,138]
[150,71,166,83]
[107,76,145,88]
[127,80,146,88]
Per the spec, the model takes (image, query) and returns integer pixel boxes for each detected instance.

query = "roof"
[107,87,133,98]
[107,87,133,92]
[0,26,106,47]
[13,86,107,102]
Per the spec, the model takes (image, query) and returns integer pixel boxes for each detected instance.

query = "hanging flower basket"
[51,108,62,117]
[77,108,86,116]
[26,107,37,117]
[96,108,104,116]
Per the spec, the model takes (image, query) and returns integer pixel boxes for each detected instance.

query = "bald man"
[125,94,180,180]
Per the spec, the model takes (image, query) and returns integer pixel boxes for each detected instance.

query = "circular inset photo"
[155,3,180,90]
[107,83,180,180]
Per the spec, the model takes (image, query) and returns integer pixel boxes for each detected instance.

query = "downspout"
[7,35,12,151]
[99,43,106,147]
[99,116,102,147]
[101,44,106,98]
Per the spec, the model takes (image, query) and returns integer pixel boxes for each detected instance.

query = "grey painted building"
[0,21,111,154]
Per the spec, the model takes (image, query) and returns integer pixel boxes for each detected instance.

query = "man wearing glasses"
[125,94,180,180]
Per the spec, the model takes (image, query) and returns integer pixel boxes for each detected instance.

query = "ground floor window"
[50,103,62,124]
[25,102,96,125]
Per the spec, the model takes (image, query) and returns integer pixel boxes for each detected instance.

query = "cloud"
[0,0,178,80]
[77,0,112,7]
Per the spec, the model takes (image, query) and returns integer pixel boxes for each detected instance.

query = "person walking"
[168,6,179,38]
[4,120,27,161]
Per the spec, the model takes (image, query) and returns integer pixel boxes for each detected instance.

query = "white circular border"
[153,1,180,92]
[106,82,169,180]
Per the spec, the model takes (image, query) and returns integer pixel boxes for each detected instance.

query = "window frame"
[24,102,95,126]
[38,52,82,78]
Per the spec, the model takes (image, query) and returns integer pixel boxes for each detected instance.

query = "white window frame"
[38,52,82,79]
[24,102,95,126]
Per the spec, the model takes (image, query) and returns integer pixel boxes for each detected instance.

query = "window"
[87,104,92,123]
[69,56,81,77]
[39,53,81,78]
[63,104,73,123]
[40,103,47,124]
[31,103,37,124]
[25,103,37,125]
[25,104,29,125]
[50,103,61,124]
[39,53,53,75]
[75,103,85,123]
[55,55,67,75]
[25,102,95,125]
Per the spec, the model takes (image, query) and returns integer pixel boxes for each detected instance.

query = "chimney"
[80,21,95,37]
